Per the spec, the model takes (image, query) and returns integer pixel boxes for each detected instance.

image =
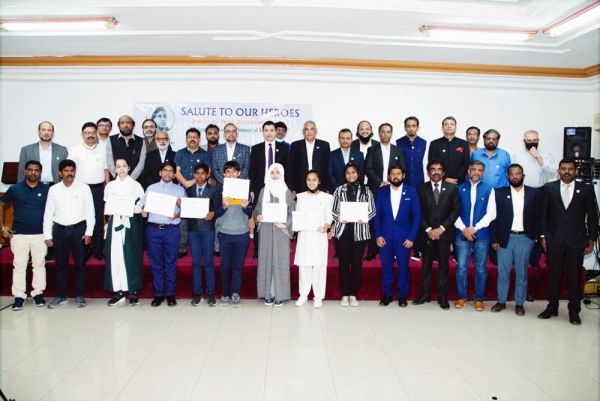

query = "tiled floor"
[0,296,598,401]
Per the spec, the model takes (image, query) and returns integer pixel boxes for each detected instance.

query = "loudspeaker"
[564,127,591,159]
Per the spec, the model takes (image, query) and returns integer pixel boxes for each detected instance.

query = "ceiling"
[0,0,599,69]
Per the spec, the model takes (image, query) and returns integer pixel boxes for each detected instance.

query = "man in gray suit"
[18,121,68,185]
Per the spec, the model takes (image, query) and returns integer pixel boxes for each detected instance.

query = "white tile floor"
[0,296,598,401]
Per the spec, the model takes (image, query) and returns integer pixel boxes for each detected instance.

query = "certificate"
[180,198,209,219]
[261,202,287,223]
[105,194,135,217]
[340,201,368,223]
[144,191,178,217]
[292,211,319,231]
[223,178,250,200]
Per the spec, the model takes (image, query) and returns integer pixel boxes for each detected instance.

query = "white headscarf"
[264,163,288,201]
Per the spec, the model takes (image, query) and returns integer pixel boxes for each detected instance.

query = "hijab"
[264,163,288,201]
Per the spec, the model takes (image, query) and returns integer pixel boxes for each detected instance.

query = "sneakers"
[264,297,274,306]
[349,296,359,307]
[207,293,216,307]
[48,296,68,309]
[129,294,139,306]
[220,296,230,307]
[410,251,422,262]
[107,294,125,306]
[274,300,283,307]
[340,296,349,307]
[232,293,241,308]
[191,294,203,306]
[313,299,323,308]
[33,294,46,307]
[474,300,485,311]
[12,297,26,311]
[295,298,307,307]
[454,299,466,309]
[75,296,87,308]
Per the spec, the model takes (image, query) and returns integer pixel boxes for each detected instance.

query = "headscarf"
[264,163,288,201]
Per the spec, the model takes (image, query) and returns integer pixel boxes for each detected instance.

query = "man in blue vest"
[454,161,497,311]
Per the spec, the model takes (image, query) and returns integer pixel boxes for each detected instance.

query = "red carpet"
[0,240,568,301]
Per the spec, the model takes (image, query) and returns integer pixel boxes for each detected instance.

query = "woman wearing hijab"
[255,163,294,306]
[332,162,376,307]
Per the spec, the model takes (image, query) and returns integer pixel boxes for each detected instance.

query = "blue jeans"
[189,230,216,295]
[218,232,249,297]
[455,237,489,301]
[146,225,180,297]
[497,233,534,305]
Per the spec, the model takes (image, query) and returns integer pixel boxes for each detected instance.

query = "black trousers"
[338,229,366,296]
[546,244,584,314]
[89,184,105,253]
[420,239,451,298]
[53,222,87,298]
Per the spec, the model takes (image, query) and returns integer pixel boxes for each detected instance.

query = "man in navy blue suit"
[328,128,364,193]
[373,165,421,307]
[490,164,541,316]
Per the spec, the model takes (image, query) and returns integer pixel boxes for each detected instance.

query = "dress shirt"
[560,181,574,207]
[511,148,556,188]
[341,149,350,165]
[305,140,315,170]
[159,149,168,163]
[174,147,212,180]
[69,143,107,184]
[390,184,402,220]
[141,180,187,225]
[510,186,525,231]
[471,148,511,189]
[226,142,236,161]
[426,181,446,232]
[358,141,372,184]
[39,143,53,182]
[43,180,95,239]
[455,181,497,231]
[381,144,391,182]
[264,140,276,177]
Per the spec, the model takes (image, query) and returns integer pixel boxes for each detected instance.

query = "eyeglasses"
[142,125,155,129]
[524,140,540,144]
[224,130,237,134]
[156,137,169,141]
[161,169,175,174]
[98,124,111,128]
[83,131,97,136]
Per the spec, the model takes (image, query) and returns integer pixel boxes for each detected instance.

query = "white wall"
[1,66,599,191]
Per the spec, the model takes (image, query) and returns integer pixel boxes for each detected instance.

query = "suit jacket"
[373,184,421,243]
[290,138,331,192]
[141,147,176,190]
[351,138,379,155]
[248,141,292,196]
[416,181,460,243]
[18,142,68,183]
[185,183,221,231]
[490,185,542,248]
[328,148,364,192]
[212,142,251,185]
[541,180,598,248]
[365,143,406,198]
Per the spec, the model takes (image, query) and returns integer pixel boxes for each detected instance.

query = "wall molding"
[1,56,599,79]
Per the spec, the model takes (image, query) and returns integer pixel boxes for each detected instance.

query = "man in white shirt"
[96,117,113,149]
[43,159,95,309]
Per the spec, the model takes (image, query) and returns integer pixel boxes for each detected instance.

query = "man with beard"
[428,117,470,184]
[142,131,176,190]
[351,121,379,176]
[106,115,146,182]
[466,126,481,155]
[97,117,113,149]
[201,124,220,154]
[18,121,68,185]
[471,129,511,189]
[374,165,421,307]
[275,122,291,150]
[490,164,541,316]
[142,119,158,153]
[538,159,598,325]
[212,123,251,185]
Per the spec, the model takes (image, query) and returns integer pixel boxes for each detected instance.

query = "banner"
[132,102,312,151]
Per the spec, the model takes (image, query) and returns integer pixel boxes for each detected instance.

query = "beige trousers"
[11,234,47,298]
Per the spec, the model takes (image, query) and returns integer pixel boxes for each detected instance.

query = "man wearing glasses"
[96,118,113,148]
[142,131,176,190]
[142,119,158,153]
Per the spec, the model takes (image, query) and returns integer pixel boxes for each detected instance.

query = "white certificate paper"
[144,191,178,217]
[105,195,135,217]
[223,178,250,199]
[180,198,209,219]
[340,201,368,223]
[292,211,319,231]
[261,202,287,223]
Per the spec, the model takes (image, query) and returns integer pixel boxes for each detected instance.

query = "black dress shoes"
[515,305,525,316]
[151,296,164,307]
[398,298,408,308]
[438,297,450,310]
[569,314,582,325]
[166,296,177,307]
[537,307,558,319]
[364,251,378,261]
[412,295,431,305]
[379,296,393,306]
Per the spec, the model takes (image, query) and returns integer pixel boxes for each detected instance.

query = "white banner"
[132,102,312,151]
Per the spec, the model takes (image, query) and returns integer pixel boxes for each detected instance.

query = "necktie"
[268,143,274,168]
[434,183,440,205]
[562,184,570,209]
[197,186,203,197]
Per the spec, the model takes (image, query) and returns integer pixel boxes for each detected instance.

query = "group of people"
[1,115,597,326]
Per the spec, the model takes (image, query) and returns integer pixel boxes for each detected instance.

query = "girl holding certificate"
[332,163,376,307]
[293,170,333,308]
[255,163,294,307]
[104,158,145,306]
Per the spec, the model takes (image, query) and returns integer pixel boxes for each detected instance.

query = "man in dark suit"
[328,128,364,193]
[490,164,542,316]
[141,131,176,190]
[428,116,470,185]
[291,120,331,194]
[18,121,69,184]
[373,165,421,307]
[538,158,598,325]
[414,159,460,310]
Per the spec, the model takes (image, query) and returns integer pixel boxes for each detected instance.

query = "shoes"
[313,299,323,308]
[454,299,466,309]
[333,253,339,261]
[379,296,393,306]
[178,251,187,259]
[410,251,422,262]
[33,294,46,307]
[207,293,216,307]
[214,251,220,257]
[94,250,105,260]
[129,294,139,306]
[569,313,582,325]
[264,297,274,306]
[252,252,258,260]
[398,298,408,308]
[191,294,203,306]
[349,296,359,307]
[48,296,68,309]
[12,297,26,311]
[491,302,506,313]
[537,307,558,319]
[340,296,349,307]
[232,293,241,308]
[295,298,307,307]
[166,296,177,306]
[526,293,534,302]
[438,297,450,310]
[107,294,125,306]
[220,296,230,307]
[412,295,431,305]
[515,305,525,316]
[474,300,484,311]
[364,251,378,261]
[151,296,164,307]
[274,300,283,307]
[75,296,87,308]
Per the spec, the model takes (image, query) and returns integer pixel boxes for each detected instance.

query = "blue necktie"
[268,143,273,168]
[197,186,203,197]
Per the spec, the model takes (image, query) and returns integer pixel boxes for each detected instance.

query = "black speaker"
[564,127,591,159]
